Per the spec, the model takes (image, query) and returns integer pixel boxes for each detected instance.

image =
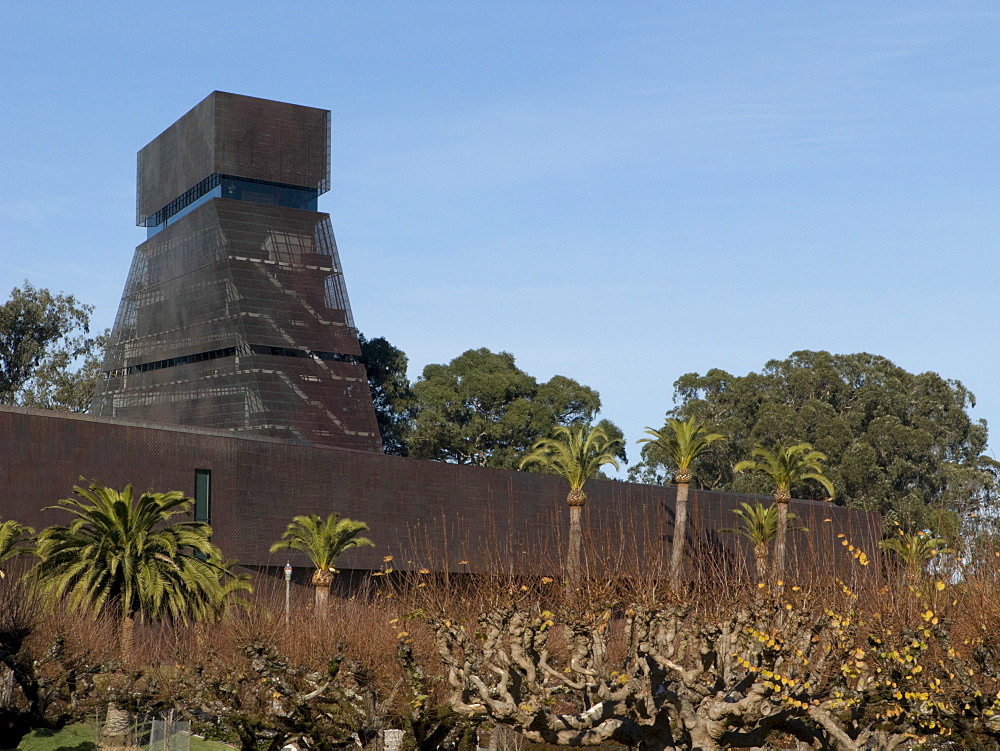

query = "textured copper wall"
[94,200,378,449]
[97,93,379,451]
[0,406,881,577]
[137,91,330,224]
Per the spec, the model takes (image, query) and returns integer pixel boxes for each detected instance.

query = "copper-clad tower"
[93,92,381,451]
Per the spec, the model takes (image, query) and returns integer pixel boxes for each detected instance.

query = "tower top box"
[137,91,330,225]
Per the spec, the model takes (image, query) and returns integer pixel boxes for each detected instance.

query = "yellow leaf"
[383,555,394,562]
[936,581,945,591]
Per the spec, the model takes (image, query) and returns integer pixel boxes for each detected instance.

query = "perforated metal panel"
[1,406,882,576]
[97,94,379,451]
[137,92,330,226]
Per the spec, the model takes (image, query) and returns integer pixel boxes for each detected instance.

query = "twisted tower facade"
[93,92,381,451]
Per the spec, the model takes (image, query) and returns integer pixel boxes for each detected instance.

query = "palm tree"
[879,530,952,582]
[520,423,622,584]
[734,442,834,581]
[32,481,249,744]
[0,520,34,580]
[270,513,373,612]
[639,418,725,580]
[32,480,249,666]
[722,502,807,581]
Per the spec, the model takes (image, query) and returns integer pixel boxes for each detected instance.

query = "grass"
[16,723,234,751]
[15,724,95,751]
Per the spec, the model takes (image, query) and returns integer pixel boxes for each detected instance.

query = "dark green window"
[194,469,211,524]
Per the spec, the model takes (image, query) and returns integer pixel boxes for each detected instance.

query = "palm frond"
[520,423,622,493]
[270,513,373,573]
[31,479,248,624]
[735,441,836,500]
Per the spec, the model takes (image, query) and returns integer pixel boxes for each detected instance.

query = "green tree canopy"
[407,348,625,469]
[0,282,107,412]
[358,333,416,456]
[631,351,993,533]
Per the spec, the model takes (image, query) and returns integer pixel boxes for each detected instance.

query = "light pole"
[284,561,292,625]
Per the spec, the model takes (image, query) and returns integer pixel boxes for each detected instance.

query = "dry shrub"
[394,525,1000,750]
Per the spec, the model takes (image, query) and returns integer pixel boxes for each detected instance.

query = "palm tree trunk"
[566,492,585,584]
[104,609,136,743]
[314,583,330,612]
[103,703,132,744]
[774,497,789,582]
[120,610,135,668]
[753,543,770,581]
[312,568,334,615]
[670,481,690,581]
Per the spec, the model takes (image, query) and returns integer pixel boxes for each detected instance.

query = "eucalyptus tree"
[735,443,834,580]
[0,281,107,411]
[520,423,623,584]
[270,513,373,612]
[32,481,249,666]
[640,351,990,534]
[639,417,724,580]
[408,348,625,470]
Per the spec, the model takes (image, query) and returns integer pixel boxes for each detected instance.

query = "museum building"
[0,93,877,580]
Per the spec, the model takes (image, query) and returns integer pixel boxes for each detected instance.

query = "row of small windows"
[105,346,238,378]
[104,344,360,378]
[144,173,320,237]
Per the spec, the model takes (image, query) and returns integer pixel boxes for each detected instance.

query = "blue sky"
[1,3,998,466]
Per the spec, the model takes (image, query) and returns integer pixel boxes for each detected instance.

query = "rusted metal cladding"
[137,91,330,225]
[97,93,379,451]
[0,406,882,579]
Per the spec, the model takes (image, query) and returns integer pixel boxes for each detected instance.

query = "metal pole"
[284,561,292,625]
